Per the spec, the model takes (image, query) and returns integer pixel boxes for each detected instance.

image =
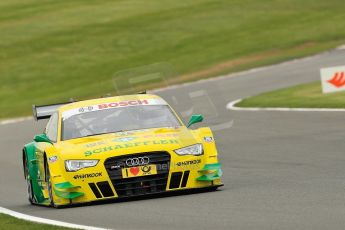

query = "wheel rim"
[24,157,35,203]
[27,179,34,202]
[46,162,54,205]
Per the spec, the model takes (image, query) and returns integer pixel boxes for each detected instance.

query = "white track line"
[227,99,345,112]
[0,115,112,230]
[0,207,110,230]
[0,116,32,126]
[337,45,345,50]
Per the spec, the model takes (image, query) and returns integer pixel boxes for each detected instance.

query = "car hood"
[54,127,199,159]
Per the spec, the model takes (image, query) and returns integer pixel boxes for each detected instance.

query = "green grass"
[0,213,70,230]
[237,82,345,108]
[1,0,345,118]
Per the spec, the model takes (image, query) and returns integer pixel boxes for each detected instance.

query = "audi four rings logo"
[126,157,150,166]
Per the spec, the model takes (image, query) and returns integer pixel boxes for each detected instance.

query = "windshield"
[61,105,181,140]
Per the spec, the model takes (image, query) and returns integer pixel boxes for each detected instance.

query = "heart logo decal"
[130,167,140,176]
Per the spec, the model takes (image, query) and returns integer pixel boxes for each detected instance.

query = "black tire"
[209,186,219,192]
[45,158,56,208]
[23,154,36,204]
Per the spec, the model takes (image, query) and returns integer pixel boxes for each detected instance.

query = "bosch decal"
[62,98,167,120]
[98,100,149,109]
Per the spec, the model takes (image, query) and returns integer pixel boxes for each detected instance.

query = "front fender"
[23,142,45,203]
[193,127,219,158]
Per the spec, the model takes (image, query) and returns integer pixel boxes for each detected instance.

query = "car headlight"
[65,160,99,172]
[174,144,203,156]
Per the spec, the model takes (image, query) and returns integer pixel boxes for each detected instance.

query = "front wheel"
[45,160,56,208]
[26,177,36,204]
[24,155,36,204]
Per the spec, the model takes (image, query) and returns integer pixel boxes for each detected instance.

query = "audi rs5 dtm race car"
[23,93,223,207]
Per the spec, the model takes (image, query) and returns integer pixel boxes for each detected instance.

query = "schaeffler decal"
[73,172,102,180]
[176,159,201,166]
[203,136,214,143]
[85,139,180,156]
[48,156,58,163]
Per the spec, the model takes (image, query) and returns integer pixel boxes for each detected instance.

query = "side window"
[45,112,59,142]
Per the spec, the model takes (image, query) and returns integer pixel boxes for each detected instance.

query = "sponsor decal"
[73,172,102,180]
[203,136,214,143]
[62,98,167,120]
[84,141,106,148]
[111,162,170,171]
[78,106,94,113]
[110,164,123,170]
[84,139,180,156]
[130,167,140,176]
[142,133,179,139]
[98,100,149,110]
[112,137,137,142]
[327,72,345,88]
[320,65,345,93]
[112,134,178,141]
[117,130,142,136]
[176,159,201,167]
[122,165,157,178]
[141,165,151,173]
[48,156,58,163]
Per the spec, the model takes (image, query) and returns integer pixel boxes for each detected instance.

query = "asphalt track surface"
[1,49,345,230]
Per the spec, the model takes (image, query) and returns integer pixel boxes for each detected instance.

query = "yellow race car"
[23,93,223,208]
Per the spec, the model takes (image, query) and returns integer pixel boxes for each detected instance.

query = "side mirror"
[34,134,52,144]
[187,114,204,128]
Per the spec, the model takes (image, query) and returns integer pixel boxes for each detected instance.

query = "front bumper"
[51,184,224,208]
[51,153,222,207]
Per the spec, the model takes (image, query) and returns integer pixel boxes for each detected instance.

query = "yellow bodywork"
[34,94,222,206]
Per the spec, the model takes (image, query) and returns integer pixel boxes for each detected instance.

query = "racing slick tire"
[45,157,57,208]
[23,154,36,204]
[27,179,35,204]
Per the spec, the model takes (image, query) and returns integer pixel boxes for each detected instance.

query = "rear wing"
[32,102,72,121]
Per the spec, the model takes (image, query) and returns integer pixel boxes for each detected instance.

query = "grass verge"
[0,213,70,230]
[237,82,345,108]
[1,0,345,118]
